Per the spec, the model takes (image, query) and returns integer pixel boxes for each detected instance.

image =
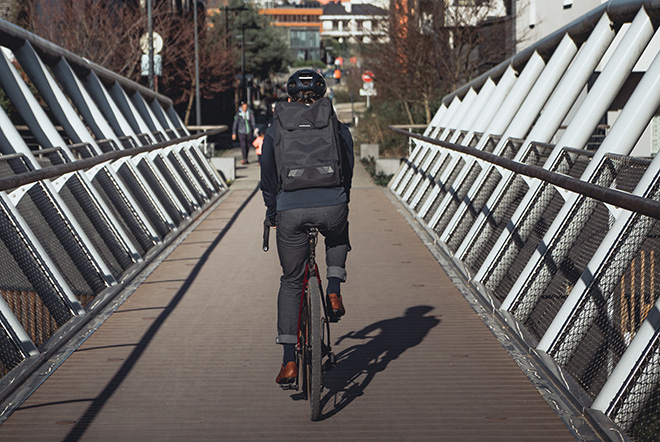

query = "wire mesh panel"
[437,138,525,253]
[391,145,425,194]
[67,143,96,160]
[165,151,207,206]
[152,132,168,143]
[185,143,225,192]
[446,166,509,255]
[473,148,594,295]
[0,319,25,377]
[31,148,68,168]
[151,154,196,215]
[416,153,455,218]
[0,155,32,177]
[58,176,135,281]
[14,184,107,300]
[432,161,482,239]
[0,199,74,347]
[91,170,156,256]
[508,155,651,340]
[515,200,612,341]
[417,134,499,222]
[116,162,170,239]
[411,152,451,213]
[397,147,435,198]
[426,156,465,225]
[403,150,440,204]
[135,159,186,225]
[609,335,660,442]
[550,213,660,401]
[178,146,216,196]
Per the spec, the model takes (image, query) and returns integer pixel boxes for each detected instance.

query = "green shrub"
[360,157,393,187]
[292,59,326,69]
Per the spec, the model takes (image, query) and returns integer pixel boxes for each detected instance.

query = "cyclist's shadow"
[317,305,440,420]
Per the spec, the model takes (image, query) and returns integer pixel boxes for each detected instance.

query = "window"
[454,0,489,5]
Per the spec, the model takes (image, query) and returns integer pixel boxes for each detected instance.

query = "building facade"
[516,0,660,157]
[258,0,388,60]
[259,4,323,60]
[321,1,386,44]
[515,0,605,52]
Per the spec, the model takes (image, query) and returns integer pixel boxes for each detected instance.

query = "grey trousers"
[275,203,349,345]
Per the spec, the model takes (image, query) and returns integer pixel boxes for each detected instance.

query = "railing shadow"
[318,305,440,420]
[59,185,260,442]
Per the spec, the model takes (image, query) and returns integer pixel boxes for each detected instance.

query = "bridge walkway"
[0,148,578,441]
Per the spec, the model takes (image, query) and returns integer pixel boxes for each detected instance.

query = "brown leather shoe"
[327,293,346,317]
[276,361,297,384]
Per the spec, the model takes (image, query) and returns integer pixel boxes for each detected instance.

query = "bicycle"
[263,223,336,421]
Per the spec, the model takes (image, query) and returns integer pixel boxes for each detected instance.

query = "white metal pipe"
[500,8,656,316]
[466,13,616,280]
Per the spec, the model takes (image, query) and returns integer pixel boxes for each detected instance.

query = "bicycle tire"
[300,296,309,399]
[308,276,322,421]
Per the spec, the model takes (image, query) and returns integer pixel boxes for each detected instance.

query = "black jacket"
[260,121,354,224]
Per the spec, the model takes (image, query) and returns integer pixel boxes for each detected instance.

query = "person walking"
[260,69,354,385]
[232,101,256,164]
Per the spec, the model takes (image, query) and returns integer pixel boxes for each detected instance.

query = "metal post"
[225,6,229,47]
[194,0,201,128]
[148,0,154,90]
[241,25,246,103]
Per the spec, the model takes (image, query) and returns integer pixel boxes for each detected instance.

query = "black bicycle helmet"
[286,69,327,101]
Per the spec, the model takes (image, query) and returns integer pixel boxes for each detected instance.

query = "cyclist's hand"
[265,208,277,228]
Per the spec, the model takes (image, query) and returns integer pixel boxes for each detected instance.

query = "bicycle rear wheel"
[306,276,322,421]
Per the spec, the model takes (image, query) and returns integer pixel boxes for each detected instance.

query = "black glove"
[265,208,277,227]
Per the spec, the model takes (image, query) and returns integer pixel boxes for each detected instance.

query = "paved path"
[0,152,578,441]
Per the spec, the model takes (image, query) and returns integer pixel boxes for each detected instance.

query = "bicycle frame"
[297,228,332,355]
[263,224,335,418]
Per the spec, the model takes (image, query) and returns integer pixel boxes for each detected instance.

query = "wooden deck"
[0,152,587,441]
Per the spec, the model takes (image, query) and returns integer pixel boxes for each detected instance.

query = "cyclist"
[260,69,354,385]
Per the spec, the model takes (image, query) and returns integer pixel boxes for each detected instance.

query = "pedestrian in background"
[232,101,256,165]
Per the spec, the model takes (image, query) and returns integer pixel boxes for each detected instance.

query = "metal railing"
[0,18,228,416]
[390,1,660,441]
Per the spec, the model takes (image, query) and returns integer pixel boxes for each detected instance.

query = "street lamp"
[194,0,201,128]
[237,25,258,104]
[147,0,153,90]
[224,5,248,47]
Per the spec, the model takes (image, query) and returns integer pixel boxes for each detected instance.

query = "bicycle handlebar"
[263,223,270,252]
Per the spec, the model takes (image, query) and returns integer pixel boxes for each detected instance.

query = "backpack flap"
[275,99,331,130]
[274,98,342,191]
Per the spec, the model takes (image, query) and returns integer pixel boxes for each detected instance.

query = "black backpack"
[273,97,343,191]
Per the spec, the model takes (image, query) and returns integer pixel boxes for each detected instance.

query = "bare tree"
[15,0,234,123]
[362,0,512,125]
[159,14,234,125]
[19,0,146,79]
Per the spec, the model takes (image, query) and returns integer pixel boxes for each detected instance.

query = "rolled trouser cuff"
[276,334,297,345]
[327,266,346,281]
